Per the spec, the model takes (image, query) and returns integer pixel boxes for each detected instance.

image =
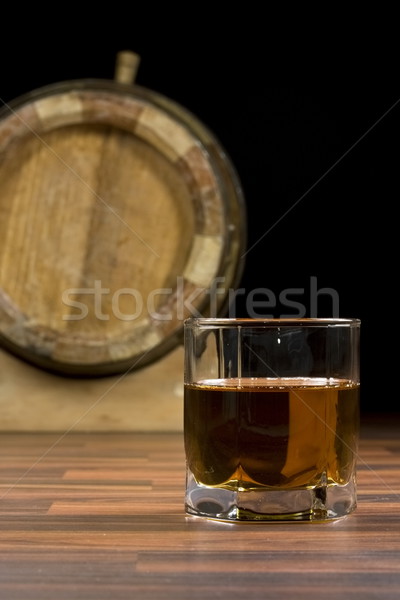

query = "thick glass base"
[185,470,357,522]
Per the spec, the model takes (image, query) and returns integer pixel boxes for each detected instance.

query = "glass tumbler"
[184,318,360,522]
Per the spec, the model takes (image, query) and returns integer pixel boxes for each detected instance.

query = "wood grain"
[0,84,245,375]
[0,344,185,432]
[0,415,399,599]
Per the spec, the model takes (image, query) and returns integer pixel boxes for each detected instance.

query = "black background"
[0,12,398,413]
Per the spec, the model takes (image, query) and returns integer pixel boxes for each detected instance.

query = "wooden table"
[0,415,399,599]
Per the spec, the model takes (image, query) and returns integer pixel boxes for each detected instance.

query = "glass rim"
[184,317,360,328]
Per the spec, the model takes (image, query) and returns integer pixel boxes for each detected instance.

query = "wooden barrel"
[0,52,246,376]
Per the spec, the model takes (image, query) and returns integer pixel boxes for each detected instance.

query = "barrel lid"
[0,52,246,376]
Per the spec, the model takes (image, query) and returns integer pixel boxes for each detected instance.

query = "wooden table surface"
[0,415,399,600]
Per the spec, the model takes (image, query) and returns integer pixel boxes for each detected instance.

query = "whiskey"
[184,378,359,490]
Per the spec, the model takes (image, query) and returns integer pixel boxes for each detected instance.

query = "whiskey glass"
[184,318,360,522]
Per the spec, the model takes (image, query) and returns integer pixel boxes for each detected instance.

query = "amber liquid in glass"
[184,378,359,490]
